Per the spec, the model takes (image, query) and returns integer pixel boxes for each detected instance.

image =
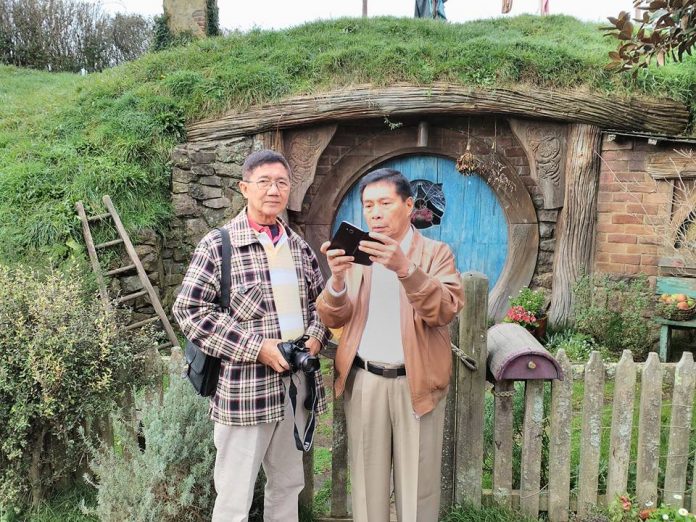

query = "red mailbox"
[486,323,563,382]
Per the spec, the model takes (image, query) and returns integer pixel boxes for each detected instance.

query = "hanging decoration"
[456,118,481,176]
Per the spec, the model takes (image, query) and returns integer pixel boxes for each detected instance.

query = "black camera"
[277,335,320,374]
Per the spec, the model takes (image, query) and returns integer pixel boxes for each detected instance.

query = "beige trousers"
[211,374,307,522]
[344,366,447,522]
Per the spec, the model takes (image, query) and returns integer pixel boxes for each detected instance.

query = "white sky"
[97,0,637,32]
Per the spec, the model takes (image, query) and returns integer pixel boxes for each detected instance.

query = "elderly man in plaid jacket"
[173,149,329,522]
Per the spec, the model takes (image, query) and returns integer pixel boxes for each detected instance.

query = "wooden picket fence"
[310,273,696,521]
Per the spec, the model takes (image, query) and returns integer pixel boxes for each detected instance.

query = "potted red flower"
[503,287,548,340]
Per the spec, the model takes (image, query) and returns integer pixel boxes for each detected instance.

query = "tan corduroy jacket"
[317,228,464,417]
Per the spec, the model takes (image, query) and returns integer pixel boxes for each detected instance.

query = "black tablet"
[328,221,375,266]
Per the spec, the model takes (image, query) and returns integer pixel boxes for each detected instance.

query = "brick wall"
[595,137,676,277]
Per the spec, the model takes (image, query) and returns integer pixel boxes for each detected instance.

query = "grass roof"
[1,15,694,262]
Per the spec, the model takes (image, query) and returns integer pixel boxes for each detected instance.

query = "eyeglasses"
[243,178,291,191]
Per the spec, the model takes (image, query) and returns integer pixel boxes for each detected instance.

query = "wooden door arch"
[304,124,538,319]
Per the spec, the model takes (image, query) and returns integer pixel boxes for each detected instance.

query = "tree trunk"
[549,124,602,327]
[30,426,47,509]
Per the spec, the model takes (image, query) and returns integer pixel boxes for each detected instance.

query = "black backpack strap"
[216,227,231,311]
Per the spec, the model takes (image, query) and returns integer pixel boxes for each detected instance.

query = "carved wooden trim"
[304,124,538,319]
[509,119,567,209]
[647,150,696,180]
[549,124,602,327]
[187,84,690,142]
[284,124,337,212]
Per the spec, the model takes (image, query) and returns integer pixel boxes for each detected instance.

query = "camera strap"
[287,372,317,452]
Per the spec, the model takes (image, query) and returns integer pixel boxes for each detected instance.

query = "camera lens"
[295,352,320,373]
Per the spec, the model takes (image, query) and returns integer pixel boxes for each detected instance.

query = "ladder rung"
[95,238,123,249]
[87,212,111,223]
[156,342,174,351]
[117,290,147,303]
[124,317,161,331]
[106,264,136,276]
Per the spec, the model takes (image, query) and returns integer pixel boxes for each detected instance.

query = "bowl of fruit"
[656,293,696,321]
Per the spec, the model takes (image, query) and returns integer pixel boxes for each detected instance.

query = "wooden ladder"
[75,195,181,359]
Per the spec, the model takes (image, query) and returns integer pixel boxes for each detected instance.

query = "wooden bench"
[655,276,696,362]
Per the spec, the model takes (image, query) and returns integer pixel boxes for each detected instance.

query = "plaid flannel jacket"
[173,210,329,426]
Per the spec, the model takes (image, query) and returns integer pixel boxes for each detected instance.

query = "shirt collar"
[247,214,284,244]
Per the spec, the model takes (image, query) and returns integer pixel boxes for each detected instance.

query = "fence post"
[636,352,663,508]
[548,350,573,522]
[440,318,459,515]
[520,380,544,518]
[663,352,695,508]
[493,379,514,508]
[330,364,349,518]
[454,271,488,507]
[606,350,637,502]
[577,351,605,517]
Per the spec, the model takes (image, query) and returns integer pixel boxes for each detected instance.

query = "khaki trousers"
[344,366,446,522]
[211,374,307,522]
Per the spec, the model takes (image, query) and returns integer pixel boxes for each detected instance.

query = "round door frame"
[304,124,539,319]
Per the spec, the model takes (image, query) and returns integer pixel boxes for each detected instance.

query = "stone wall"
[158,136,265,310]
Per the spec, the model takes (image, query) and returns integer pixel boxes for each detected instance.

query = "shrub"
[0,263,150,511]
[545,329,609,363]
[87,375,216,521]
[508,287,546,317]
[573,274,656,359]
[0,0,152,72]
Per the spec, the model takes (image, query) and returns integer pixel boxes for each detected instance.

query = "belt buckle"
[382,367,398,378]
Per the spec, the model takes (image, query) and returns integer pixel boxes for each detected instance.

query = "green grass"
[442,501,538,521]
[1,15,695,262]
[0,484,97,522]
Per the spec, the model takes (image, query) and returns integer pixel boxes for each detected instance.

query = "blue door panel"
[332,155,508,287]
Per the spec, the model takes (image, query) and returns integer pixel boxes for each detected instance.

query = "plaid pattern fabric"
[173,210,329,426]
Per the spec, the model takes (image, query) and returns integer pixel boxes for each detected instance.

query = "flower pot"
[531,314,548,341]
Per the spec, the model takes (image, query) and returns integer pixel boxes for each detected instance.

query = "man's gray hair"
[242,149,291,180]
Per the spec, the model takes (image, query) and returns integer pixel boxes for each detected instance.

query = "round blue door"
[332,155,508,288]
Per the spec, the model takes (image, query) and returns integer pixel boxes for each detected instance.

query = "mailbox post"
[486,323,564,517]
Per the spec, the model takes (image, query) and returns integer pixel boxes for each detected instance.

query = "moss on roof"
[1,15,695,261]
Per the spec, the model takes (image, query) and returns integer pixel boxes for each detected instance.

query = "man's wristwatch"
[398,262,417,279]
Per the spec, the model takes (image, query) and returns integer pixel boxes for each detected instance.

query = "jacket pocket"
[228,284,266,322]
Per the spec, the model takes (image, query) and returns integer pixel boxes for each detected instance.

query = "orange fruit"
[677,301,691,310]
[676,294,688,302]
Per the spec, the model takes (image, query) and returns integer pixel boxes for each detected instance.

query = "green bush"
[573,274,656,359]
[87,375,216,521]
[545,329,610,363]
[0,263,149,512]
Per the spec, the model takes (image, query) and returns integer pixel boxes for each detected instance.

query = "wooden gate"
[333,154,509,288]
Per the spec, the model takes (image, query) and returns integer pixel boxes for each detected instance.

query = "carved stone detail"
[509,119,567,209]
[284,124,337,212]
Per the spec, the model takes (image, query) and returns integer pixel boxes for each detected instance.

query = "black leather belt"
[353,354,406,378]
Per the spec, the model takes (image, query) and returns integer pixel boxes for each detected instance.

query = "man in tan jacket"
[317,168,464,522]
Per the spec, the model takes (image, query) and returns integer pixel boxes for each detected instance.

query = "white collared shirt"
[328,227,414,365]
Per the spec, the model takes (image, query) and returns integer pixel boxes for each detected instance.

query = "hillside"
[1,15,694,262]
